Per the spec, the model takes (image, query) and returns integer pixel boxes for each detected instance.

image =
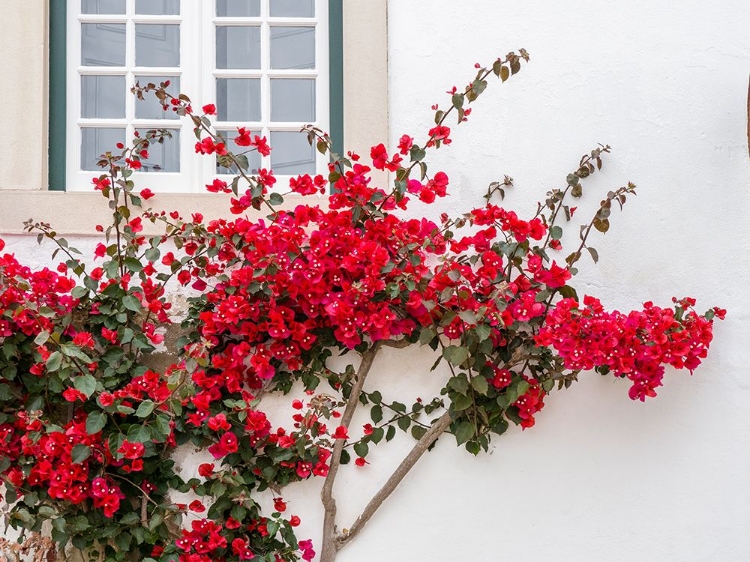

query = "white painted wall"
[373,1,749,561]
[2,1,749,561]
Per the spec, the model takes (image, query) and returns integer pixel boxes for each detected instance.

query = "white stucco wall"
[1,2,749,562]
[373,1,748,561]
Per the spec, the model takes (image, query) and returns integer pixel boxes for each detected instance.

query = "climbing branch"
[335,409,453,550]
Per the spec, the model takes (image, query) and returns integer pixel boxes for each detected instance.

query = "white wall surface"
[2,1,749,561]
[374,1,749,562]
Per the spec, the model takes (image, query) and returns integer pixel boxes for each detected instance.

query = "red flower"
[397,134,413,155]
[189,500,206,513]
[206,178,230,193]
[332,425,348,440]
[355,457,368,467]
[289,515,301,527]
[235,127,252,146]
[92,176,110,191]
[140,188,154,200]
[273,497,287,512]
[89,267,104,281]
[198,463,215,477]
[118,440,145,459]
[202,103,216,115]
[62,388,87,402]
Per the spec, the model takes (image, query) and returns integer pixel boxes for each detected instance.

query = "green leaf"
[411,425,427,440]
[452,394,473,411]
[385,426,396,442]
[370,427,384,444]
[353,441,369,458]
[550,225,563,240]
[500,65,510,82]
[369,391,382,404]
[135,400,156,418]
[34,330,51,345]
[86,411,107,434]
[443,345,469,366]
[122,295,141,312]
[454,421,474,445]
[71,444,92,464]
[46,351,63,372]
[587,247,599,264]
[448,376,469,395]
[269,192,284,206]
[371,405,383,423]
[123,257,143,273]
[471,375,489,395]
[74,374,97,397]
[474,324,491,342]
[391,401,407,413]
[397,416,411,431]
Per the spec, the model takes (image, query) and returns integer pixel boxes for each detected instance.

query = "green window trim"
[48,1,344,192]
[48,1,67,192]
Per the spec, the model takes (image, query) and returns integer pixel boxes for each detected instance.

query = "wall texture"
[2,1,749,562]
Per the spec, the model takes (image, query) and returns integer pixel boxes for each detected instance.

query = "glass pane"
[81,128,125,171]
[135,76,180,120]
[216,26,260,69]
[136,0,180,15]
[271,79,315,122]
[270,27,315,69]
[81,75,125,119]
[217,79,261,122]
[136,129,180,172]
[216,0,260,17]
[270,0,314,17]
[135,24,180,67]
[270,131,315,175]
[81,24,126,66]
[82,0,125,14]
[216,131,261,174]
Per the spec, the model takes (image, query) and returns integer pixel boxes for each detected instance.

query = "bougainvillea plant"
[0,50,723,562]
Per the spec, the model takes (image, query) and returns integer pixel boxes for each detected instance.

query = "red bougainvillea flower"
[118,440,145,460]
[332,426,349,440]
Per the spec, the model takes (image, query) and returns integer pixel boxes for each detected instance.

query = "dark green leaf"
[86,411,107,434]
[454,421,474,445]
[71,444,92,464]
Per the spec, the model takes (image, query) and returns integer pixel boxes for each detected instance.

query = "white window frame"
[65,0,330,193]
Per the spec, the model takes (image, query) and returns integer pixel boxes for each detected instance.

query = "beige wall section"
[0,0,48,192]
[342,0,388,179]
[0,1,389,235]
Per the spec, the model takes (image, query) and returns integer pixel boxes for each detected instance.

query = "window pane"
[270,27,315,69]
[216,131,261,174]
[135,76,180,120]
[82,0,125,14]
[81,24,126,66]
[271,79,315,122]
[270,0,314,17]
[81,128,125,171]
[81,75,125,119]
[216,26,260,69]
[135,0,180,15]
[135,24,180,67]
[270,131,315,175]
[216,0,260,17]
[217,79,261,121]
[136,129,180,172]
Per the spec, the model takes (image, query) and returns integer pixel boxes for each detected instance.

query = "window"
[58,0,339,192]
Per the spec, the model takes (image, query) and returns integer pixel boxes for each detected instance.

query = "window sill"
[0,190,328,236]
